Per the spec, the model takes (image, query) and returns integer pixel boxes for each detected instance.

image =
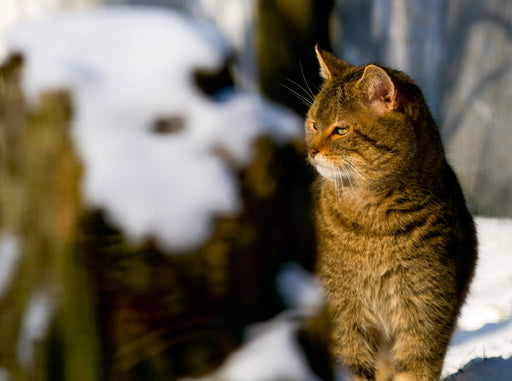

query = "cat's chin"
[314,163,353,183]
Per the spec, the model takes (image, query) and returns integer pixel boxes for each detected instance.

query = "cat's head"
[305,46,439,190]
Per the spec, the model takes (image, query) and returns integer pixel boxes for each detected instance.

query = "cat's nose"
[308,148,319,158]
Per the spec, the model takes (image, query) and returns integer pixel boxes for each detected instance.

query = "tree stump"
[0,50,327,380]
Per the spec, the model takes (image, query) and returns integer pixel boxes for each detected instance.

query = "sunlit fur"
[306,48,477,381]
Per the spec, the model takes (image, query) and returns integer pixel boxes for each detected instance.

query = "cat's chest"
[318,222,404,265]
[315,200,424,276]
[316,222,424,315]
[314,182,447,273]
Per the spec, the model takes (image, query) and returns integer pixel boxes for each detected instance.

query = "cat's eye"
[335,126,350,135]
[312,123,318,131]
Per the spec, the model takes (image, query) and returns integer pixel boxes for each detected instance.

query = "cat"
[305,46,477,381]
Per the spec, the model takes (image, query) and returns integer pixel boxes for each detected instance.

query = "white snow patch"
[5,7,300,252]
[443,216,512,378]
[184,265,331,381]
[458,217,512,331]
[276,262,325,318]
[191,0,257,88]
[0,0,99,61]
[185,216,512,381]
[444,356,512,381]
[184,314,323,381]
[16,290,57,369]
[0,231,21,300]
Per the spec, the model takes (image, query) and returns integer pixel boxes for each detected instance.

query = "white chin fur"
[308,156,353,182]
[314,163,348,182]
[315,164,337,179]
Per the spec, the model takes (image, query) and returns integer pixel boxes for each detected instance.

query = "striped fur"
[306,47,477,381]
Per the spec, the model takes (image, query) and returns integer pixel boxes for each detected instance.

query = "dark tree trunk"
[257,0,335,115]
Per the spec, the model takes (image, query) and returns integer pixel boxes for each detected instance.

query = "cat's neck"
[315,165,447,234]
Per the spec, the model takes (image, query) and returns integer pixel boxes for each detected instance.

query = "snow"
[457,217,512,330]
[0,232,20,300]
[445,357,512,380]
[186,316,323,381]
[184,264,327,381]
[5,6,300,251]
[0,0,99,61]
[191,0,257,88]
[2,5,512,380]
[186,218,512,381]
[16,290,57,369]
[276,262,325,318]
[443,216,512,379]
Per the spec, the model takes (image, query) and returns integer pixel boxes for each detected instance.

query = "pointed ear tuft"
[315,44,332,81]
[315,44,350,81]
[357,65,396,113]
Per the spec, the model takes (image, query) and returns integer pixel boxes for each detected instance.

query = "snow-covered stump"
[0,7,328,380]
[76,136,319,379]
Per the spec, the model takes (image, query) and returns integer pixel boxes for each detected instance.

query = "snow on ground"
[445,356,512,380]
[183,263,331,381]
[443,216,512,379]
[5,6,300,252]
[184,217,512,381]
[185,316,324,381]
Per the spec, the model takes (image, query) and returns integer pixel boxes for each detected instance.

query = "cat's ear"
[357,64,396,113]
[315,45,349,81]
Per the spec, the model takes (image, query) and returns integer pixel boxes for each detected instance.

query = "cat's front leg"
[332,320,379,381]
[390,323,451,381]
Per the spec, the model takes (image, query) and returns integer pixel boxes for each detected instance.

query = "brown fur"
[305,47,477,380]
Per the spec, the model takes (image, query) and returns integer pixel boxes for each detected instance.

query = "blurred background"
[1,0,511,216]
[1,1,511,381]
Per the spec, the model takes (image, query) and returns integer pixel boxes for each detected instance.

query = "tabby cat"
[305,47,477,381]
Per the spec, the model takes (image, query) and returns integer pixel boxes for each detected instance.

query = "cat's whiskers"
[299,62,317,100]
[281,78,315,106]
[344,159,367,188]
[343,161,358,184]
[329,163,359,204]
[343,156,386,190]
[342,164,355,194]
[281,84,313,107]
[333,166,344,204]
